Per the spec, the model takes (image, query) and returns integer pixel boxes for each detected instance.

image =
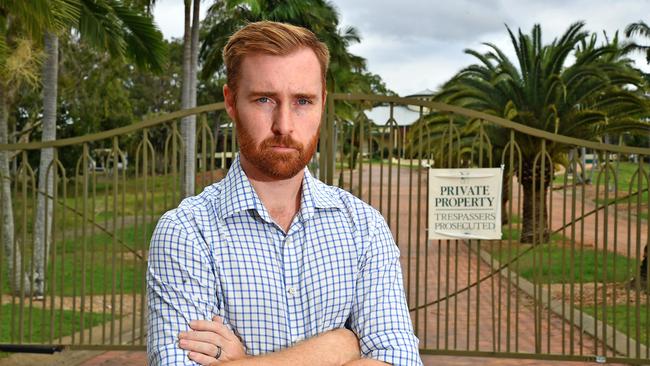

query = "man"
[147,21,421,366]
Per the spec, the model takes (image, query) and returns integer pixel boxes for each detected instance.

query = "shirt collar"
[217,155,269,222]
[217,154,343,222]
[302,168,344,210]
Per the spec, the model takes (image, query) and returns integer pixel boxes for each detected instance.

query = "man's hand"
[178,316,246,365]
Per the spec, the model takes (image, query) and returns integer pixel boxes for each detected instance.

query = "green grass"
[489,244,636,284]
[2,253,143,297]
[2,223,154,296]
[554,161,650,209]
[501,225,567,243]
[500,214,566,243]
[582,305,650,345]
[335,158,424,170]
[492,205,648,347]
[11,172,187,232]
[0,303,106,344]
[553,161,649,188]
[54,222,156,253]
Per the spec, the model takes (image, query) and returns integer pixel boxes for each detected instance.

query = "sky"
[153,0,650,96]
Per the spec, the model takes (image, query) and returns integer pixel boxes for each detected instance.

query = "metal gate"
[323,94,650,364]
[0,94,649,364]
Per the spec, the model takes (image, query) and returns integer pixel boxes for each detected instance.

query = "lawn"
[11,172,180,232]
[491,213,644,348]
[494,213,637,284]
[2,223,155,296]
[553,161,650,213]
[582,305,650,345]
[489,243,636,284]
[0,171,186,355]
[0,303,105,344]
[553,161,649,188]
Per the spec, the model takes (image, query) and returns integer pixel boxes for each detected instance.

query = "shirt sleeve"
[348,214,423,366]
[146,214,219,366]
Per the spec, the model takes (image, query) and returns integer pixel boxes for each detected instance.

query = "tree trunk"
[0,84,29,295]
[190,0,200,109]
[190,0,200,183]
[180,0,197,198]
[640,244,648,287]
[33,32,58,297]
[519,159,552,244]
[501,173,511,225]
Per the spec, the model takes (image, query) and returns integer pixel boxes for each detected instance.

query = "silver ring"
[214,345,222,360]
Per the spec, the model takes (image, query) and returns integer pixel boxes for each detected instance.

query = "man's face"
[224,47,325,180]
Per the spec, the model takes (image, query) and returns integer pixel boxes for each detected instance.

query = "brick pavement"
[77,351,146,366]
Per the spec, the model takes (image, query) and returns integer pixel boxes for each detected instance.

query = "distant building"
[363,89,434,128]
[361,89,434,157]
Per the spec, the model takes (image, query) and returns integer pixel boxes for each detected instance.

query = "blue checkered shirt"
[147,155,421,365]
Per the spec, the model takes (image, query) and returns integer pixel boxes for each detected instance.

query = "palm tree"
[33,0,165,296]
[0,0,73,294]
[0,0,165,295]
[625,20,650,64]
[422,22,648,243]
[199,0,369,95]
[624,20,650,287]
[180,0,200,198]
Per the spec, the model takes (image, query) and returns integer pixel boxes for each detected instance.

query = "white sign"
[428,167,503,240]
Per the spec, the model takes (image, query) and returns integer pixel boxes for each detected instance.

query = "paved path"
[77,351,146,366]
[56,165,637,365]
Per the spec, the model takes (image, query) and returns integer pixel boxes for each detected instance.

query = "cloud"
[335,0,510,43]
[152,0,208,41]
[152,0,650,95]
[332,0,650,94]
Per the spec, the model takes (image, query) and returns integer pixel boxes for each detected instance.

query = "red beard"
[237,122,319,180]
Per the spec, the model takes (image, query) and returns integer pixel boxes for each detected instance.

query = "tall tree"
[33,31,58,298]
[624,20,650,287]
[31,0,166,296]
[0,0,74,294]
[427,23,648,243]
[180,0,200,198]
[200,0,367,94]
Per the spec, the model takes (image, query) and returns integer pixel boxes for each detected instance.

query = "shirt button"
[287,286,297,295]
[285,237,292,247]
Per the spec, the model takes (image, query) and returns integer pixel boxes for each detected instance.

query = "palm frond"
[109,0,166,71]
[625,21,650,38]
[77,0,127,58]
[435,20,650,162]
[51,0,80,34]
[1,37,43,87]
[0,0,54,37]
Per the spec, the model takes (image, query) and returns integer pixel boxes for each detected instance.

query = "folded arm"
[212,328,362,366]
[147,215,219,365]
[182,317,386,366]
[149,215,380,366]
